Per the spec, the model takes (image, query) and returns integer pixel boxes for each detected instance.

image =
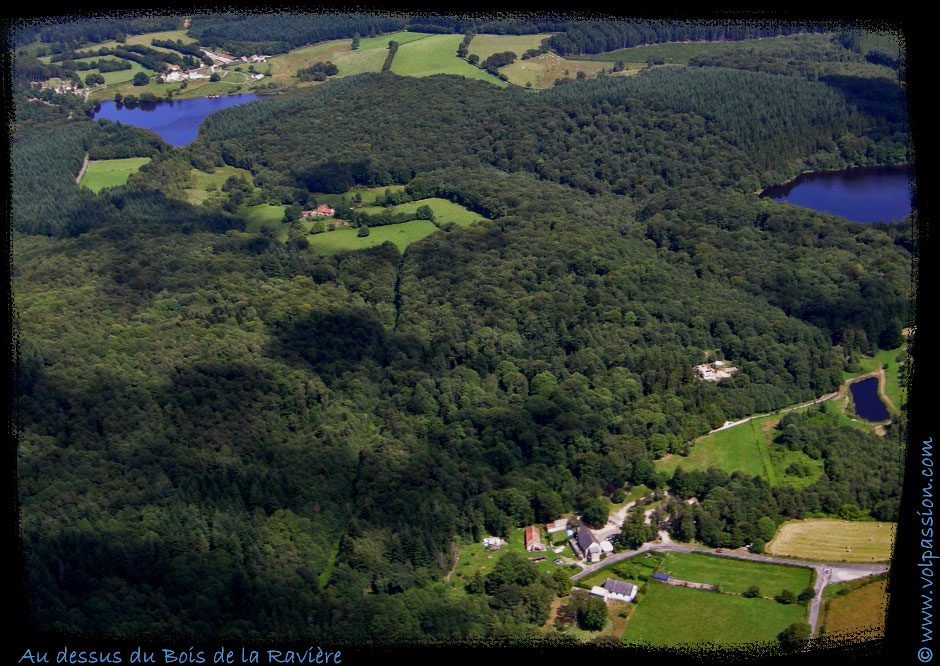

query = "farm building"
[545,518,568,534]
[651,572,670,582]
[694,361,738,382]
[525,526,547,552]
[590,578,638,603]
[303,205,336,218]
[575,525,612,562]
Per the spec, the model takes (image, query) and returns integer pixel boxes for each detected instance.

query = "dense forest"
[13,17,912,643]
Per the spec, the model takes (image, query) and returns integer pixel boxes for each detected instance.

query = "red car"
[716,549,724,553]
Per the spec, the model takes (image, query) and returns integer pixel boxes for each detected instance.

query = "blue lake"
[759,165,913,223]
[849,377,890,422]
[91,94,264,146]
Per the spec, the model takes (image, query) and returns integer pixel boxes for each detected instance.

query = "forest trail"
[75,154,89,185]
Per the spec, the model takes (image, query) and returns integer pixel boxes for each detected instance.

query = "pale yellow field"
[767,519,895,563]
[265,40,387,86]
[466,33,556,62]
[500,52,642,89]
[822,579,887,638]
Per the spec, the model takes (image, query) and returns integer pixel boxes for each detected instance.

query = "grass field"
[240,204,287,234]
[358,31,433,50]
[308,220,439,254]
[183,166,254,205]
[621,581,807,646]
[79,157,151,192]
[466,34,556,62]
[767,519,895,563]
[35,29,196,62]
[356,198,488,227]
[390,34,507,86]
[71,56,156,86]
[820,575,887,638]
[656,413,822,489]
[659,552,813,597]
[500,52,631,89]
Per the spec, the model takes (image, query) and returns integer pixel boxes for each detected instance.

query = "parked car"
[716,548,723,553]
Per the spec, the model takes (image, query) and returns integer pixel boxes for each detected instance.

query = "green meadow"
[72,56,155,86]
[357,31,432,50]
[621,581,807,646]
[79,157,151,192]
[356,197,488,227]
[658,552,813,597]
[390,34,507,86]
[655,413,826,490]
[240,204,287,235]
[184,166,254,205]
[308,220,439,254]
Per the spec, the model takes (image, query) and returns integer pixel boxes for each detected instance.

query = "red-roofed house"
[525,526,547,552]
[303,204,335,218]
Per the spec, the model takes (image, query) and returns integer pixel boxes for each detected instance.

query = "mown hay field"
[821,577,887,638]
[767,519,895,563]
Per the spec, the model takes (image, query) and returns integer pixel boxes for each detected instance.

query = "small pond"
[759,165,913,223]
[849,377,891,422]
[91,94,264,146]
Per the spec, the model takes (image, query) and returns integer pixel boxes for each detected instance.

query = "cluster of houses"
[160,64,211,83]
[693,360,738,382]
[41,82,83,95]
[302,205,336,218]
[201,49,269,66]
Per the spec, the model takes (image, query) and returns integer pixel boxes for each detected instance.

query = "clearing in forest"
[307,219,439,254]
[766,519,895,563]
[466,33,556,62]
[390,34,507,85]
[79,157,151,193]
[500,52,630,89]
[655,414,823,489]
